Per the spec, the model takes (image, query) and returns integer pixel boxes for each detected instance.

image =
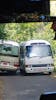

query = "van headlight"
[51,64,54,66]
[47,64,54,67]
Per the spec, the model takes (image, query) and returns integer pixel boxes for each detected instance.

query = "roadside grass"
[54,56,56,72]
[0,80,4,100]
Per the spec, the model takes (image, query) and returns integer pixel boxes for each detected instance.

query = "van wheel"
[8,71,16,75]
[20,69,27,76]
[48,72,52,75]
[20,69,23,74]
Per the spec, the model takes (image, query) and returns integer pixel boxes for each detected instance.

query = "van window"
[26,45,52,57]
[0,44,19,57]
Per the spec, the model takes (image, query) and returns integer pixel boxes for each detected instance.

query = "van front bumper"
[25,66,54,73]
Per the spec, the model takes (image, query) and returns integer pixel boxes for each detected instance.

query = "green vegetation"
[0,22,56,70]
[0,22,54,41]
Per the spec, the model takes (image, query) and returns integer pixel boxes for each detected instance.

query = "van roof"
[0,40,19,46]
[21,40,50,46]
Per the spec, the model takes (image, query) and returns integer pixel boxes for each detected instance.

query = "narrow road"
[0,72,56,100]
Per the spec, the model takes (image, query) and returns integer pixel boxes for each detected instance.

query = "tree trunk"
[54,31,56,40]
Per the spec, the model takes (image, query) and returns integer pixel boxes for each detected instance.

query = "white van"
[19,40,54,75]
[0,40,20,74]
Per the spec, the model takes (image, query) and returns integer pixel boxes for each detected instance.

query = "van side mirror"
[40,92,56,100]
[53,50,55,55]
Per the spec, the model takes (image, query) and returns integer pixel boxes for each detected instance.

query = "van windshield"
[26,45,52,57]
[0,44,19,57]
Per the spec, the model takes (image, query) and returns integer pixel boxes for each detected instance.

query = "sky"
[50,0,56,16]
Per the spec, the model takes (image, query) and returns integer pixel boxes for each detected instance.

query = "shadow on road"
[0,71,20,76]
[0,71,55,76]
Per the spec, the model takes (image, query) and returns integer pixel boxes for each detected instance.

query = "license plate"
[0,62,9,66]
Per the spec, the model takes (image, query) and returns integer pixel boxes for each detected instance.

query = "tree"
[0,24,7,39]
[4,22,54,42]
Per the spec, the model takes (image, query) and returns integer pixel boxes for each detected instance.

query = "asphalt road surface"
[0,72,56,100]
